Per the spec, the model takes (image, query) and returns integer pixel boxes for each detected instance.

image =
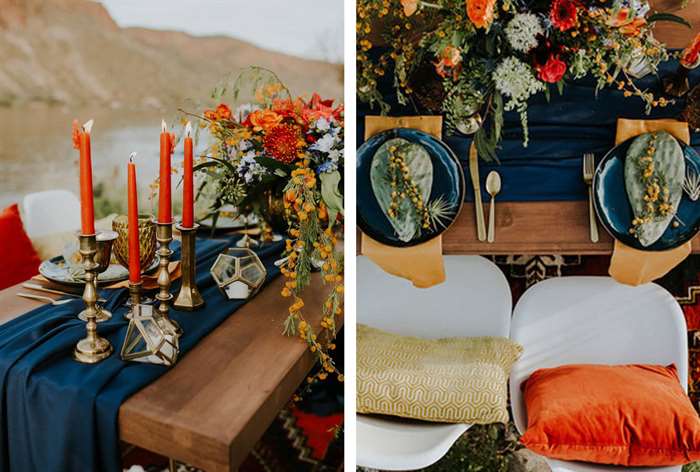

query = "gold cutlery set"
[470,148,600,243]
[469,144,501,243]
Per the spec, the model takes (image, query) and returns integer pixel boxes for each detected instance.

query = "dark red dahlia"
[550,0,578,32]
[263,124,302,164]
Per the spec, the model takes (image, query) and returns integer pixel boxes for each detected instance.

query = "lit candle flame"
[185,121,192,138]
[161,119,167,133]
[83,119,94,134]
[129,151,137,163]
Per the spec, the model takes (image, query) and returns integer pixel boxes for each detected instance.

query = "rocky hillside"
[0,0,343,109]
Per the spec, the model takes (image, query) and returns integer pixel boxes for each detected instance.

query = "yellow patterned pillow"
[357,324,522,424]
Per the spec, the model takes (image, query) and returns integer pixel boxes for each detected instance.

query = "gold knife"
[469,143,487,241]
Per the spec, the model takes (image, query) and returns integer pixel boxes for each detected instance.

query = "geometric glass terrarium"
[210,248,267,300]
[120,304,180,366]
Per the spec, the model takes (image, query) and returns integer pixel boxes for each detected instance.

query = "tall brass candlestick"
[173,223,204,311]
[74,234,113,364]
[155,221,181,335]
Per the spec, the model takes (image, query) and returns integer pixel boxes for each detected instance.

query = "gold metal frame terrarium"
[210,248,267,300]
[120,304,180,366]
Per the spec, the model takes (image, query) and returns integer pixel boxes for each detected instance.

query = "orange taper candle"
[77,119,95,235]
[158,119,173,224]
[127,153,141,284]
[182,121,194,228]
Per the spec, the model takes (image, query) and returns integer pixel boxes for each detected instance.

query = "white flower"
[328,149,343,163]
[493,57,544,111]
[505,13,543,53]
[493,57,544,147]
[234,104,260,122]
[236,139,253,152]
[309,133,336,154]
[236,152,266,183]
[315,117,331,131]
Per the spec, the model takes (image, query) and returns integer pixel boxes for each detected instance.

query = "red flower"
[538,55,567,83]
[302,93,341,123]
[681,33,700,68]
[550,0,578,32]
[264,124,302,164]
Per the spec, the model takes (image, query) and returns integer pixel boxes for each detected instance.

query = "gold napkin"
[608,118,692,285]
[361,115,446,288]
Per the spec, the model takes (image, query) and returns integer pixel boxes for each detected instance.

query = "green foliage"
[93,181,124,219]
[418,423,522,472]
[684,461,700,472]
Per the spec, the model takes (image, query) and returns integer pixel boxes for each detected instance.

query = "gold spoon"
[485,171,501,243]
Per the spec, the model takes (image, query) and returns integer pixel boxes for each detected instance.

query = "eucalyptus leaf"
[624,131,685,246]
[370,138,433,242]
[320,171,344,229]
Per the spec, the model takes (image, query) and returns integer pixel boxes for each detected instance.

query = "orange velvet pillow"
[521,364,700,466]
[0,203,41,290]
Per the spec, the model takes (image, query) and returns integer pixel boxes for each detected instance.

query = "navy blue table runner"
[357,59,700,202]
[0,236,284,472]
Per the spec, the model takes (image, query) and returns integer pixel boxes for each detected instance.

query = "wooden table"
[0,274,338,472]
[359,201,700,255]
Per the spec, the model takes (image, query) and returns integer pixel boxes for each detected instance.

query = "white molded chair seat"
[510,277,688,472]
[22,190,81,238]
[357,255,513,470]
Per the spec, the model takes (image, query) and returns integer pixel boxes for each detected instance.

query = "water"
[0,107,188,215]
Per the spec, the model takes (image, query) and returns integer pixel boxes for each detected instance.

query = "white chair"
[22,190,81,238]
[357,255,513,470]
[510,276,688,472]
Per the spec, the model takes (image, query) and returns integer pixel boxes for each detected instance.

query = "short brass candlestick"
[74,234,113,364]
[155,221,181,335]
[125,281,142,320]
[173,222,204,311]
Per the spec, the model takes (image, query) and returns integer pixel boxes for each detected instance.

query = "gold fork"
[583,153,599,243]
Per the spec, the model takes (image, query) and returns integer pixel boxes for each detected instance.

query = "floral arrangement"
[357,0,689,160]
[186,68,345,384]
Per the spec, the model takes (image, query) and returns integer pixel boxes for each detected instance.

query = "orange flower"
[607,7,646,36]
[249,109,283,131]
[71,119,81,149]
[619,17,647,36]
[215,103,232,121]
[401,0,418,16]
[466,0,495,29]
[204,109,217,121]
[607,8,633,27]
[435,45,462,79]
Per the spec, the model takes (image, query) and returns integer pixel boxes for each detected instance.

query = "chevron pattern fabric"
[357,324,522,424]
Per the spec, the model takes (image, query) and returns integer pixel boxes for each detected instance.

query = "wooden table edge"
[358,201,700,255]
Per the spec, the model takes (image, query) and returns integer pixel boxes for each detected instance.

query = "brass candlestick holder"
[154,221,181,335]
[173,223,204,311]
[74,234,113,364]
[79,230,117,323]
[125,281,142,320]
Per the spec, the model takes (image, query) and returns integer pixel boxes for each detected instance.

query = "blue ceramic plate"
[39,255,160,286]
[593,137,700,251]
[357,128,465,247]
